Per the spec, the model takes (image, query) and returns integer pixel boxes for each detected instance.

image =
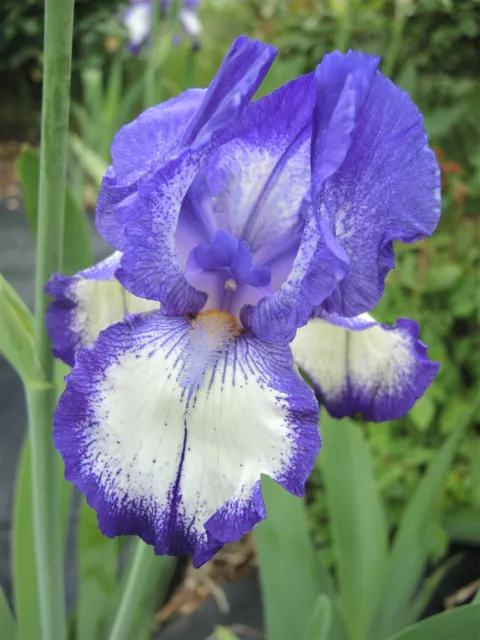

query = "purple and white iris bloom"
[47,39,440,566]
[123,0,202,52]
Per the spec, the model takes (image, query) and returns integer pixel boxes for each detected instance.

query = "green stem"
[383,3,408,78]
[108,541,176,640]
[144,0,161,108]
[28,0,75,638]
[333,0,353,53]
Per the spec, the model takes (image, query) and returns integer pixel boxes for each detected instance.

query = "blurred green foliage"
[0,0,124,74]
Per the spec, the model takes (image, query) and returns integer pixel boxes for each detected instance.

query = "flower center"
[186,230,271,313]
[180,309,239,391]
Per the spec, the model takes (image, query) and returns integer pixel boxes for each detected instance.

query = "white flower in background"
[123,0,202,52]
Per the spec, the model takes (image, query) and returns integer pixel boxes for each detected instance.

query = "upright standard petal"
[45,253,158,366]
[54,312,319,566]
[96,89,206,250]
[291,312,439,422]
[312,51,441,317]
[203,73,316,251]
[118,38,277,313]
[96,37,276,252]
[196,74,349,341]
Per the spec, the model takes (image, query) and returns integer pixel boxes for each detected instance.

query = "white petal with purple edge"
[45,252,158,366]
[54,312,319,567]
[291,312,439,422]
[203,73,316,252]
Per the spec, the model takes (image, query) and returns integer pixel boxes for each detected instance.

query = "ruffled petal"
[291,312,439,422]
[96,37,276,252]
[111,90,206,187]
[54,312,319,567]
[247,211,349,342]
[202,73,315,251]
[197,71,356,342]
[95,90,206,250]
[118,38,277,313]
[182,36,277,149]
[45,252,158,366]
[312,51,441,316]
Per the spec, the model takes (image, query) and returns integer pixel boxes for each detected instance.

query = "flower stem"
[108,540,176,640]
[144,0,161,107]
[28,0,75,638]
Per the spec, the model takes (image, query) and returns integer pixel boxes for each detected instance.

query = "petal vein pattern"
[291,312,439,422]
[45,252,159,366]
[313,52,441,316]
[54,313,319,566]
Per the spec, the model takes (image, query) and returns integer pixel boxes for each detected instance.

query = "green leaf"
[116,75,144,132]
[0,274,48,389]
[69,133,108,190]
[255,476,346,640]
[214,627,240,640]
[82,68,104,150]
[400,555,462,628]
[374,411,473,638]
[424,263,463,293]
[0,585,16,639]
[105,542,176,640]
[101,54,124,160]
[386,602,480,640]
[76,498,119,640]
[15,145,40,236]
[12,438,41,640]
[424,103,470,140]
[12,437,71,640]
[409,395,435,431]
[396,62,418,100]
[321,414,388,640]
[444,509,480,544]
[17,145,93,275]
[301,595,332,640]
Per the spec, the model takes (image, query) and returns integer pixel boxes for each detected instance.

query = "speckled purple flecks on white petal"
[291,311,439,422]
[117,152,210,314]
[45,252,158,366]
[53,312,319,567]
[95,90,206,251]
[202,73,315,251]
[313,51,441,317]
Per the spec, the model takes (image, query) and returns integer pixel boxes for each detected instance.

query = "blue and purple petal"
[312,51,441,317]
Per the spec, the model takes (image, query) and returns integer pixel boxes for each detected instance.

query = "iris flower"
[47,38,440,566]
[123,0,202,53]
